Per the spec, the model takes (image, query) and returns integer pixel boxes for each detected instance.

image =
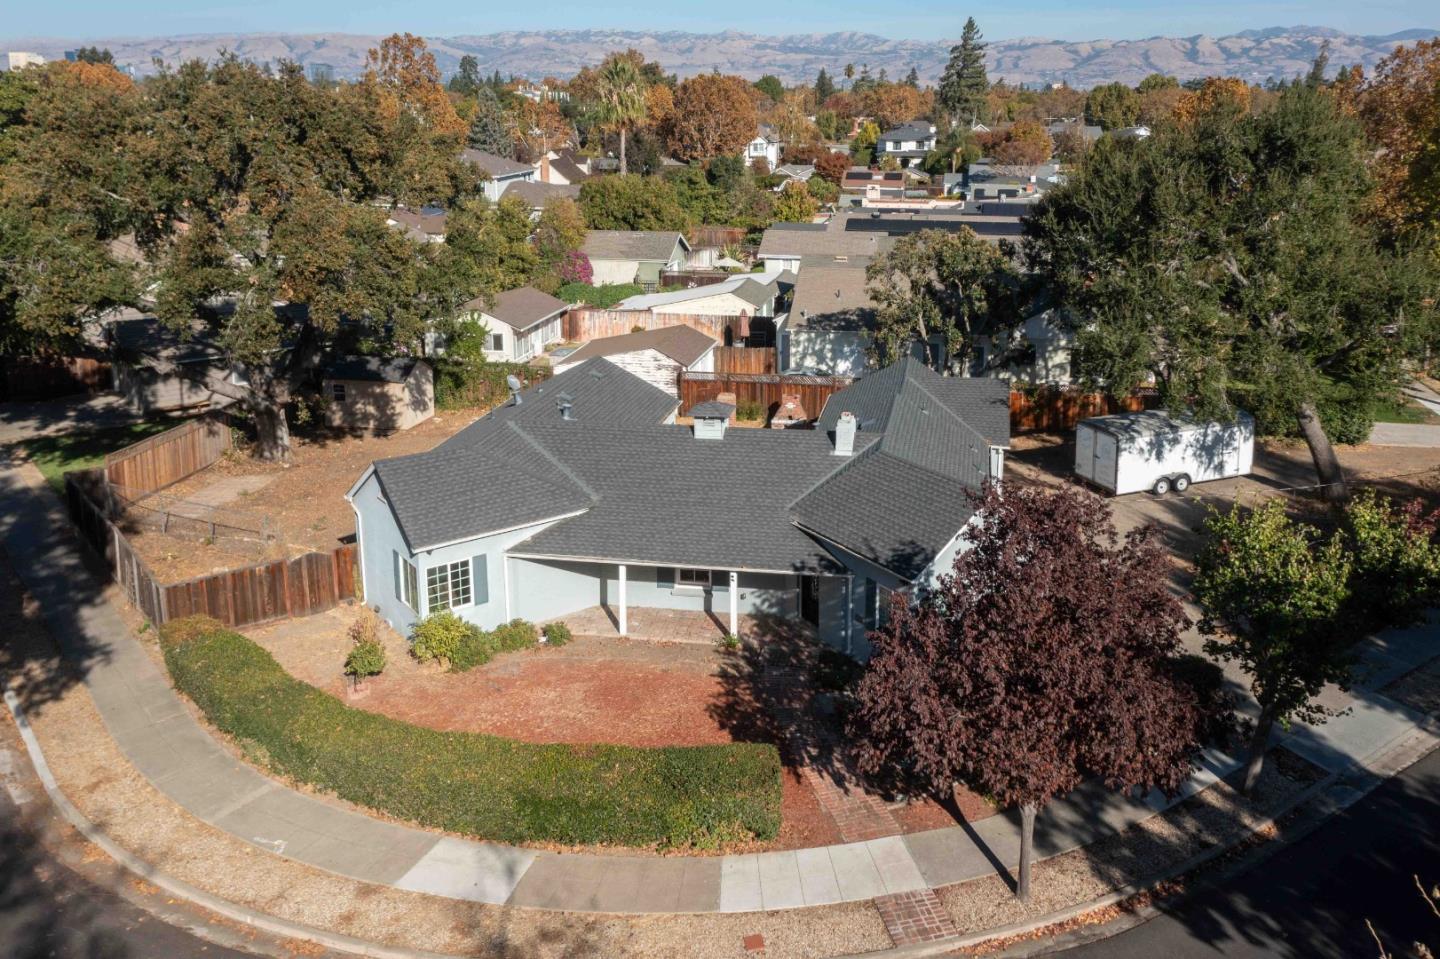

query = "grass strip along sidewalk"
[161,617,782,850]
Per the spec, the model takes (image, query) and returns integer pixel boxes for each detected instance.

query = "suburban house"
[757,221,892,273]
[535,149,590,185]
[320,357,435,433]
[346,355,1010,657]
[876,121,937,168]
[841,168,907,200]
[963,161,1062,202]
[615,274,782,319]
[1045,119,1103,144]
[502,180,581,217]
[385,206,447,243]
[974,308,1078,387]
[773,164,816,189]
[780,257,878,376]
[459,149,537,202]
[107,317,252,413]
[458,287,568,362]
[746,124,783,169]
[551,326,717,397]
[581,231,690,288]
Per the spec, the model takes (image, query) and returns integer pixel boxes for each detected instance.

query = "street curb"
[841,720,1440,959]
[3,688,469,959]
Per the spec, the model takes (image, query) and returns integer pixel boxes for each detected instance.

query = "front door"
[800,576,820,625]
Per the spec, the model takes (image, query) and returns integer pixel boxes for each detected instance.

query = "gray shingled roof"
[758,226,891,260]
[459,149,534,178]
[558,325,717,368]
[688,401,735,419]
[502,180,581,208]
[817,357,1011,449]
[461,286,568,331]
[789,263,877,331]
[582,231,689,262]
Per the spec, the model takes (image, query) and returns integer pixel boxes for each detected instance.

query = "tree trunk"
[1296,400,1347,502]
[619,127,628,176]
[1242,705,1277,796]
[248,398,292,462]
[1017,802,1037,902]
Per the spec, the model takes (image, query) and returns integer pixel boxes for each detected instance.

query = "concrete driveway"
[0,394,141,446]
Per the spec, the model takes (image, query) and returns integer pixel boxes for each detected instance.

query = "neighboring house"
[756,221,892,273]
[459,287,568,362]
[746,125,783,169]
[876,121,937,168]
[459,149,537,202]
[780,258,878,376]
[502,180,582,217]
[841,167,907,200]
[551,327,717,397]
[581,231,690,288]
[615,274,781,319]
[536,150,590,185]
[321,357,435,433]
[107,318,247,413]
[386,206,447,243]
[1045,120,1103,144]
[346,354,1009,657]
[1112,125,1152,140]
[963,161,1063,202]
[774,164,815,189]
[974,308,1077,387]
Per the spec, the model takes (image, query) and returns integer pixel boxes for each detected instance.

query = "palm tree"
[590,57,648,176]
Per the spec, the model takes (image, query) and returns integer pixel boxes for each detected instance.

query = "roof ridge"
[901,366,995,452]
[504,420,599,501]
[783,438,879,512]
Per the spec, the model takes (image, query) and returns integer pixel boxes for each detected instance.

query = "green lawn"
[162,619,783,850]
[22,420,176,492]
[1368,395,1440,426]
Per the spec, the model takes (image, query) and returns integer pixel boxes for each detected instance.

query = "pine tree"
[815,68,835,104]
[904,66,920,88]
[467,87,512,156]
[939,17,989,126]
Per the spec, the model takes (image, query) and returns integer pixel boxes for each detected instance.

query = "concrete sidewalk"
[0,455,1435,917]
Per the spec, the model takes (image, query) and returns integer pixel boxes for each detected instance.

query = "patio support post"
[844,574,854,656]
[618,563,628,635]
[728,571,739,637]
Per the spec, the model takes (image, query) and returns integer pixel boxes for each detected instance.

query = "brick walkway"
[873,889,960,945]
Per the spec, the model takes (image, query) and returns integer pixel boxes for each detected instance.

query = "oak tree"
[668,74,759,162]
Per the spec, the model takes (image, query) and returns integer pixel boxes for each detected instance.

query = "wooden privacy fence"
[565,309,733,344]
[1009,388,1155,434]
[1,356,111,401]
[679,371,853,419]
[713,346,777,375]
[660,271,734,289]
[65,469,358,629]
[105,411,233,496]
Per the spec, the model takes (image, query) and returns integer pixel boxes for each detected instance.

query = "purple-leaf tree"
[849,483,1222,901]
[558,249,593,286]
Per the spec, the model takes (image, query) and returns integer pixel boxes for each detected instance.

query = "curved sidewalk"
[1,461,1435,917]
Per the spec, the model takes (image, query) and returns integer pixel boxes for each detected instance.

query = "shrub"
[555,282,645,309]
[410,611,476,666]
[717,633,741,651]
[345,639,387,679]
[161,620,782,848]
[433,361,551,412]
[736,400,766,422]
[543,621,572,646]
[1344,488,1440,628]
[558,250,592,285]
[448,618,540,672]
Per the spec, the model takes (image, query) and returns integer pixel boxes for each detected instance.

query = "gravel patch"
[1383,658,1440,717]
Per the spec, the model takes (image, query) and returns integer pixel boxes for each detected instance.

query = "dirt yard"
[124,413,483,581]
[245,604,994,852]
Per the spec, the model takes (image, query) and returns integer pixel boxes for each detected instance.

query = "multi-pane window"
[676,568,711,587]
[426,559,472,613]
[393,551,418,611]
[330,382,347,402]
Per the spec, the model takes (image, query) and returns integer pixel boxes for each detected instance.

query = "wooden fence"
[104,411,233,495]
[565,309,734,344]
[679,371,853,419]
[65,469,358,629]
[713,346,777,375]
[1,356,111,401]
[1009,388,1155,434]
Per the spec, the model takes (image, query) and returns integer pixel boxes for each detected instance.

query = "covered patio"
[555,604,774,644]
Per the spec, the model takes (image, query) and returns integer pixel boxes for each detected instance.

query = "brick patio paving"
[873,889,960,945]
[560,604,763,645]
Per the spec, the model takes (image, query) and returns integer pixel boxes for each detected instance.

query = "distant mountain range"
[4,26,1436,88]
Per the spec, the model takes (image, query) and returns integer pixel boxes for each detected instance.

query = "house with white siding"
[346,357,1010,658]
[458,287,568,363]
[581,231,691,288]
[459,149,537,202]
[615,275,781,319]
[551,327,717,398]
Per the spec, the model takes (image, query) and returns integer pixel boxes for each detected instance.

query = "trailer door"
[1093,431,1119,492]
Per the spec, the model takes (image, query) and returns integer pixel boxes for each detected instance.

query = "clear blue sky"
[5,0,1435,42]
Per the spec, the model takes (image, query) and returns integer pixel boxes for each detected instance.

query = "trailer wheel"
[1152,477,1172,496]
[1173,474,1191,493]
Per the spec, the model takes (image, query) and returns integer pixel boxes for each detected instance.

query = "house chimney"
[539,154,552,182]
[556,392,574,421]
[833,411,857,456]
[689,399,734,439]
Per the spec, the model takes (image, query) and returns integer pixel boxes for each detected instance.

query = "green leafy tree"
[73,47,115,66]
[587,54,649,175]
[938,18,988,126]
[534,196,588,266]
[772,180,819,222]
[815,68,836,105]
[753,74,785,103]
[1084,82,1141,130]
[578,174,689,231]
[865,228,1019,369]
[1195,501,1353,793]
[1024,80,1439,497]
[1137,73,1179,94]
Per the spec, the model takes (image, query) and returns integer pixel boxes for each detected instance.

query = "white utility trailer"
[1074,410,1255,496]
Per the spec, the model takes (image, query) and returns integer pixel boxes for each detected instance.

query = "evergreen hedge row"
[161,619,782,849]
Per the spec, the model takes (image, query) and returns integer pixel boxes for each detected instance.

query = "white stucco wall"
[788,330,872,377]
[589,258,641,286]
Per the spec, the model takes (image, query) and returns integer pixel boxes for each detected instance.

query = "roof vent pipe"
[833,411,857,456]
[506,374,523,406]
[557,393,574,421]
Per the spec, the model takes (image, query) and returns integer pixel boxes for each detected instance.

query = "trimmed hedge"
[161,618,782,849]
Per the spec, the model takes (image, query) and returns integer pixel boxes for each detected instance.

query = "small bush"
[543,621,572,646]
[717,632,741,651]
[736,400,766,422]
[449,618,540,672]
[345,639,387,679]
[555,282,645,309]
[557,250,593,285]
[160,620,781,848]
[410,611,476,666]
[1344,488,1440,628]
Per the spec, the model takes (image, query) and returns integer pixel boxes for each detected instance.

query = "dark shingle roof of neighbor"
[459,149,534,178]
[502,180,581,208]
[549,153,590,182]
[788,264,877,331]
[325,356,422,383]
[369,355,1005,579]
[460,286,568,331]
[582,231,688,262]
[558,325,717,368]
